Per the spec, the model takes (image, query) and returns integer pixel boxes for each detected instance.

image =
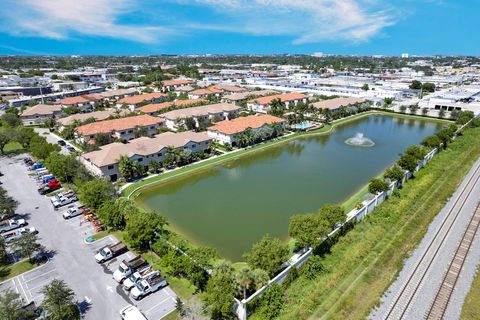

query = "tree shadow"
[77,299,92,315]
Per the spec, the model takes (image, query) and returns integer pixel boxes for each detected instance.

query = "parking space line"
[145,296,172,314]
[23,268,56,284]
[26,279,56,294]
[16,277,30,303]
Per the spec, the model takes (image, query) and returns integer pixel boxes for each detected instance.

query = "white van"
[120,305,147,320]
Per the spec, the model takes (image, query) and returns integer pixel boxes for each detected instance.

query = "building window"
[137,158,143,162]
[150,126,155,129]
[128,130,133,133]
[121,131,126,134]
[107,165,114,170]
[157,153,162,156]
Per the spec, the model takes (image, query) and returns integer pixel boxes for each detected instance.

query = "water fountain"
[345,133,375,147]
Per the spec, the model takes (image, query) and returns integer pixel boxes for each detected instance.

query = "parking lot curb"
[0,258,51,286]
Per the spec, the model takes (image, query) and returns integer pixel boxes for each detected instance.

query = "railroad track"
[425,201,480,320]
[383,162,480,320]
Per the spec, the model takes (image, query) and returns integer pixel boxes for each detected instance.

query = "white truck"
[50,191,76,203]
[52,194,77,209]
[113,256,147,283]
[62,206,84,219]
[130,274,167,300]
[3,227,38,243]
[95,242,127,263]
[123,267,157,291]
[119,305,147,320]
[0,218,27,233]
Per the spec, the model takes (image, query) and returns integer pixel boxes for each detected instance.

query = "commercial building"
[80,131,211,181]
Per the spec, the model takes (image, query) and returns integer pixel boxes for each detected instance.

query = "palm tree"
[438,109,446,118]
[243,128,254,146]
[252,269,269,290]
[269,122,284,138]
[236,267,253,300]
[118,155,136,180]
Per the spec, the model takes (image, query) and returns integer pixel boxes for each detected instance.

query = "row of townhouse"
[136,98,206,116]
[80,131,211,181]
[75,114,164,143]
[247,92,308,113]
[187,84,247,99]
[207,114,286,146]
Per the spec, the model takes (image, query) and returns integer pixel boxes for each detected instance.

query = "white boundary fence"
[234,147,439,320]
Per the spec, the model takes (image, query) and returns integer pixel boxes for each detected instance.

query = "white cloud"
[0,0,169,43]
[184,0,396,43]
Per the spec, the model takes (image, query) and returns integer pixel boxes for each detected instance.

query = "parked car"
[67,146,76,152]
[52,196,76,209]
[95,242,127,263]
[62,206,84,219]
[57,140,66,146]
[120,305,147,320]
[38,180,61,195]
[0,218,27,233]
[3,227,38,243]
[30,162,44,170]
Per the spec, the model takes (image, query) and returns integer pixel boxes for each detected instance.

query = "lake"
[135,114,444,261]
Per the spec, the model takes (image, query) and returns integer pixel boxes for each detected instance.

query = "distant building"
[311,97,366,113]
[21,104,62,126]
[80,131,212,181]
[54,94,103,111]
[117,92,168,110]
[401,53,409,59]
[161,79,193,92]
[137,98,206,116]
[222,90,277,105]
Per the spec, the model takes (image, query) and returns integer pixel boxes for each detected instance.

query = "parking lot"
[0,155,176,320]
[0,261,59,305]
[33,128,80,155]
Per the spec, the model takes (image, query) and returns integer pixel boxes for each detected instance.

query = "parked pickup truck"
[130,274,167,300]
[62,206,84,219]
[38,180,61,195]
[49,191,75,203]
[0,218,27,233]
[52,196,76,209]
[113,256,147,283]
[123,267,157,291]
[95,242,127,263]
[120,305,147,320]
[3,227,38,243]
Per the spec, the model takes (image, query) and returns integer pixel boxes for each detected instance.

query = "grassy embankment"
[0,259,44,282]
[270,126,480,320]
[461,267,480,320]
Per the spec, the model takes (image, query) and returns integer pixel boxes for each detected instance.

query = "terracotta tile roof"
[208,114,286,135]
[137,98,206,114]
[162,79,192,87]
[190,86,224,96]
[21,104,62,117]
[55,94,102,105]
[81,131,211,167]
[161,103,241,120]
[212,84,246,93]
[174,85,195,92]
[56,110,117,126]
[223,90,277,101]
[248,92,308,105]
[76,114,164,136]
[117,92,167,105]
[311,97,366,110]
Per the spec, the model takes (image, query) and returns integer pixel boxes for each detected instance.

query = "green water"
[136,114,444,261]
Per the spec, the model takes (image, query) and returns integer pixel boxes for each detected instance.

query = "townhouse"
[98,88,137,102]
[161,103,242,131]
[80,131,211,181]
[247,92,308,113]
[161,79,193,92]
[137,98,206,116]
[75,114,164,143]
[188,86,224,99]
[222,90,277,105]
[117,92,168,110]
[21,104,63,126]
[54,94,103,111]
[56,109,119,130]
[207,114,286,146]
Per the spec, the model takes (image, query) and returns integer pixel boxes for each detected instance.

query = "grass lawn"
[461,267,480,320]
[161,310,178,320]
[91,230,108,241]
[265,125,480,320]
[0,259,45,282]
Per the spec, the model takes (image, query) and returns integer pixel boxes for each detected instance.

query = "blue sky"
[0,0,477,55]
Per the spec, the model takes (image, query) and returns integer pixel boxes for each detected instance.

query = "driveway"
[0,155,176,319]
[33,128,80,155]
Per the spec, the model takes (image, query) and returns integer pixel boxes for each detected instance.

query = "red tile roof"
[162,79,192,87]
[208,114,286,135]
[54,94,102,105]
[76,114,163,136]
[137,98,206,114]
[117,92,167,105]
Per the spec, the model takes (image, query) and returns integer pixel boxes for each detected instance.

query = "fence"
[234,146,439,320]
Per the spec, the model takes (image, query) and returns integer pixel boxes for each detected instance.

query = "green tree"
[125,211,167,250]
[14,127,35,148]
[0,289,36,320]
[236,267,254,300]
[149,160,161,173]
[0,238,7,265]
[1,113,21,127]
[203,269,235,320]
[421,135,442,149]
[77,179,116,210]
[319,204,346,228]
[361,84,369,91]
[289,213,329,248]
[0,187,17,220]
[368,178,390,194]
[11,233,44,263]
[268,99,285,116]
[384,165,405,182]
[254,283,284,320]
[252,268,269,290]
[0,130,13,155]
[44,152,78,183]
[421,107,429,116]
[398,153,418,172]
[244,234,289,277]
[93,132,112,146]
[41,280,79,320]
[422,82,436,93]
[118,155,136,181]
[29,135,60,160]
[456,111,474,125]
[302,255,324,280]
[405,145,428,160]
[438,109,446,118]
[409,80,422,90]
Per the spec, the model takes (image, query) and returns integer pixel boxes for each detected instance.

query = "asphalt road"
[33,128,80,155]
[0,155,176,319]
